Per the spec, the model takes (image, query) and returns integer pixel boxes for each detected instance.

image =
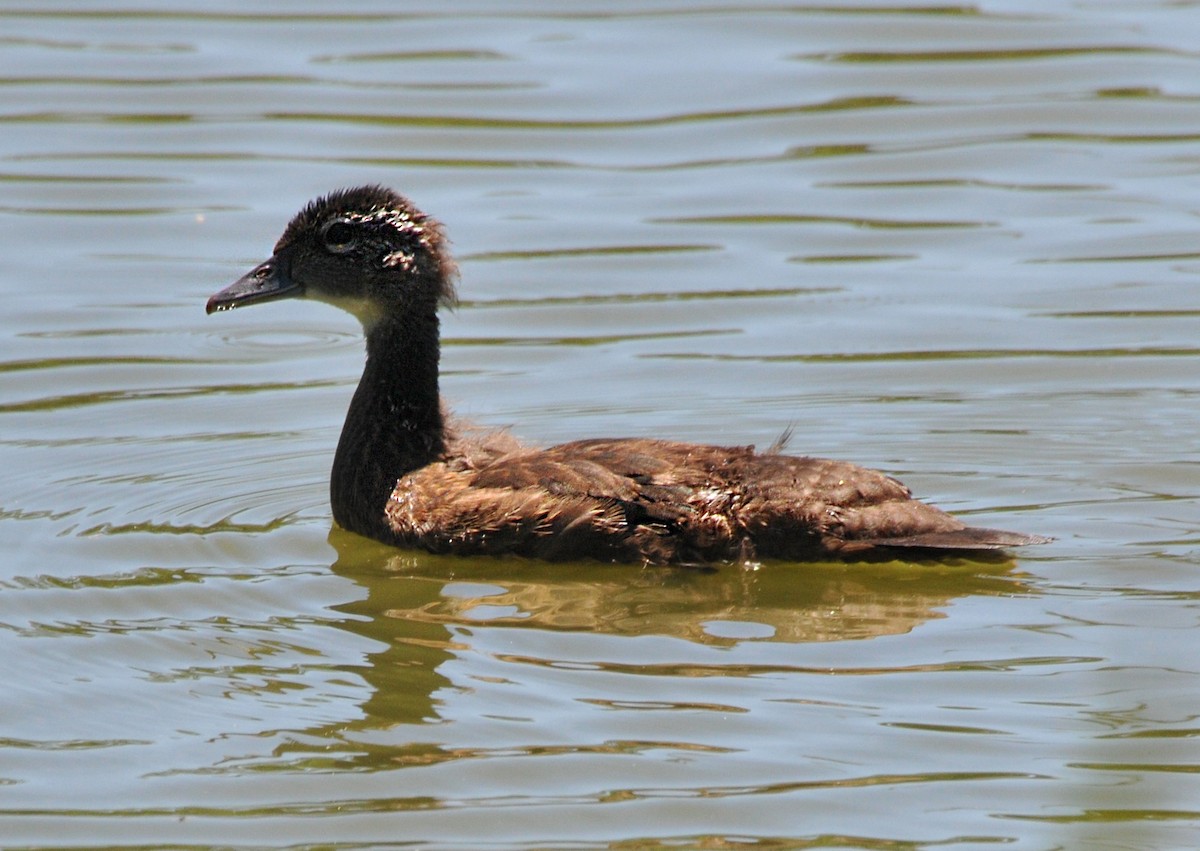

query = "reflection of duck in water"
[208,185,1048,564]
[344,539,1030,645]
[267,539,1027,771]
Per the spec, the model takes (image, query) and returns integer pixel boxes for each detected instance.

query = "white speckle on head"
[338,205,441,276]
[345,206,437,254]
[382,250,416,271]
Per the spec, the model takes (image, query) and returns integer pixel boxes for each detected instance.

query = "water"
[2,2,1199,848]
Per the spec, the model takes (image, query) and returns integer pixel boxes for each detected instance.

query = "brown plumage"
[207,185,1049,564]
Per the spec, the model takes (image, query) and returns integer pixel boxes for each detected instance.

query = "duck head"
[206,185,457,330]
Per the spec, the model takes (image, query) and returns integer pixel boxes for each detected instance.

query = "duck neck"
[330,308,446,540]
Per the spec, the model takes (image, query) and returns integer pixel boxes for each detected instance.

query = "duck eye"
[321,219,357,253]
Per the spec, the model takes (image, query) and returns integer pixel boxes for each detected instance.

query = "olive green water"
[2,2,1198,849]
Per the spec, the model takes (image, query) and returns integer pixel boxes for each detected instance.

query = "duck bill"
[206,258,302,314]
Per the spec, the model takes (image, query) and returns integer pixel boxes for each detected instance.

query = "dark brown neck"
[330,308,445,540]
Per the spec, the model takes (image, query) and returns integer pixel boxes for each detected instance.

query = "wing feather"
[382,434,1045,563]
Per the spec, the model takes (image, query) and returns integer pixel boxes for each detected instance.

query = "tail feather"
[868,527,1052,551]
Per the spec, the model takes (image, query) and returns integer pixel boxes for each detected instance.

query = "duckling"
[207,185,1049,564]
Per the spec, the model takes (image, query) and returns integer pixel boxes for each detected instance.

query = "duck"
[207,185,1049,564]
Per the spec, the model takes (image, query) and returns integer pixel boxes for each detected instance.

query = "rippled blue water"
[2,2,1199,848]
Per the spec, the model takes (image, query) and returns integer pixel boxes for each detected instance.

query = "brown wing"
[382,435,1042,563]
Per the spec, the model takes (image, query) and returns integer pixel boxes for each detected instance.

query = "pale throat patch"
[322,294,387,333]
